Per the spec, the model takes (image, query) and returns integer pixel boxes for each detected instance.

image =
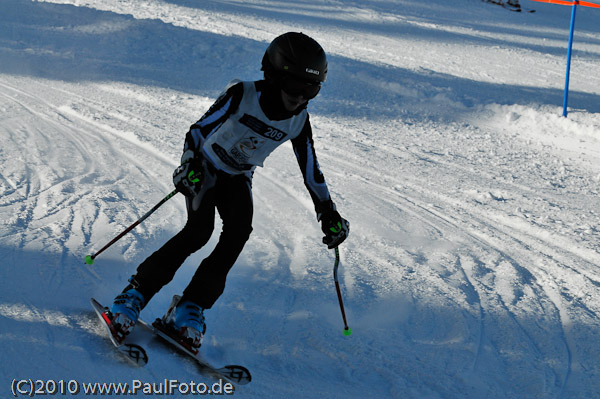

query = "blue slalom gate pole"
[562,2,578,117]
[531,0,600,116]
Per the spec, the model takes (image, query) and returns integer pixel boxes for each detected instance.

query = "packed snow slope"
[1,0,600,398]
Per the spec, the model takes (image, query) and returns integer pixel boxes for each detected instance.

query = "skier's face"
[280,90,308,112]
[277,74,321,111]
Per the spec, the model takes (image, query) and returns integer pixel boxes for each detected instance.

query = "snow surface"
[1,0,600,397]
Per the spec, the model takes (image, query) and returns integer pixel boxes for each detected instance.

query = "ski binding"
[138,318,251,385]
[90,298,148,366]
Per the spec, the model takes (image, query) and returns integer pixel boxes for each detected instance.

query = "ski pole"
[85,189,179,265]
[333,246,352,336]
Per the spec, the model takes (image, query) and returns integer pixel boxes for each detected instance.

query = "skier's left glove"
[317,200,349,249]
[173,150,204,197]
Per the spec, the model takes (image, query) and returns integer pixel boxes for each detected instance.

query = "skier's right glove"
[173,150,204,197]
[317,200,350,249]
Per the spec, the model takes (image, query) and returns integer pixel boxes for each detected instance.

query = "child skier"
[107,32,349,349]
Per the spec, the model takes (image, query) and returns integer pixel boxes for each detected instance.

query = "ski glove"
[173,150,204,197]
[317,200,349,249]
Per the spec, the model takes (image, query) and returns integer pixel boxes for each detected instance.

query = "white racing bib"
[203,81,307,175]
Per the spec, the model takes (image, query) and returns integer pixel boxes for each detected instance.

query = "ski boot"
[109,288,145,342]
[161,295,206,350]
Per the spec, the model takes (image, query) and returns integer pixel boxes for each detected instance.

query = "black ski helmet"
[262,32,328,85]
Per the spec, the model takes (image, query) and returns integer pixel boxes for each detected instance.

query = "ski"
[137,318,252,385]
[90,298,149,366]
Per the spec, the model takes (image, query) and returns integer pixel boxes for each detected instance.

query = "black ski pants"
[132,170,253,309]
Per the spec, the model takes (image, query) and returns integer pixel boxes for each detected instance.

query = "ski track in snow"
[1,0,600,398]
